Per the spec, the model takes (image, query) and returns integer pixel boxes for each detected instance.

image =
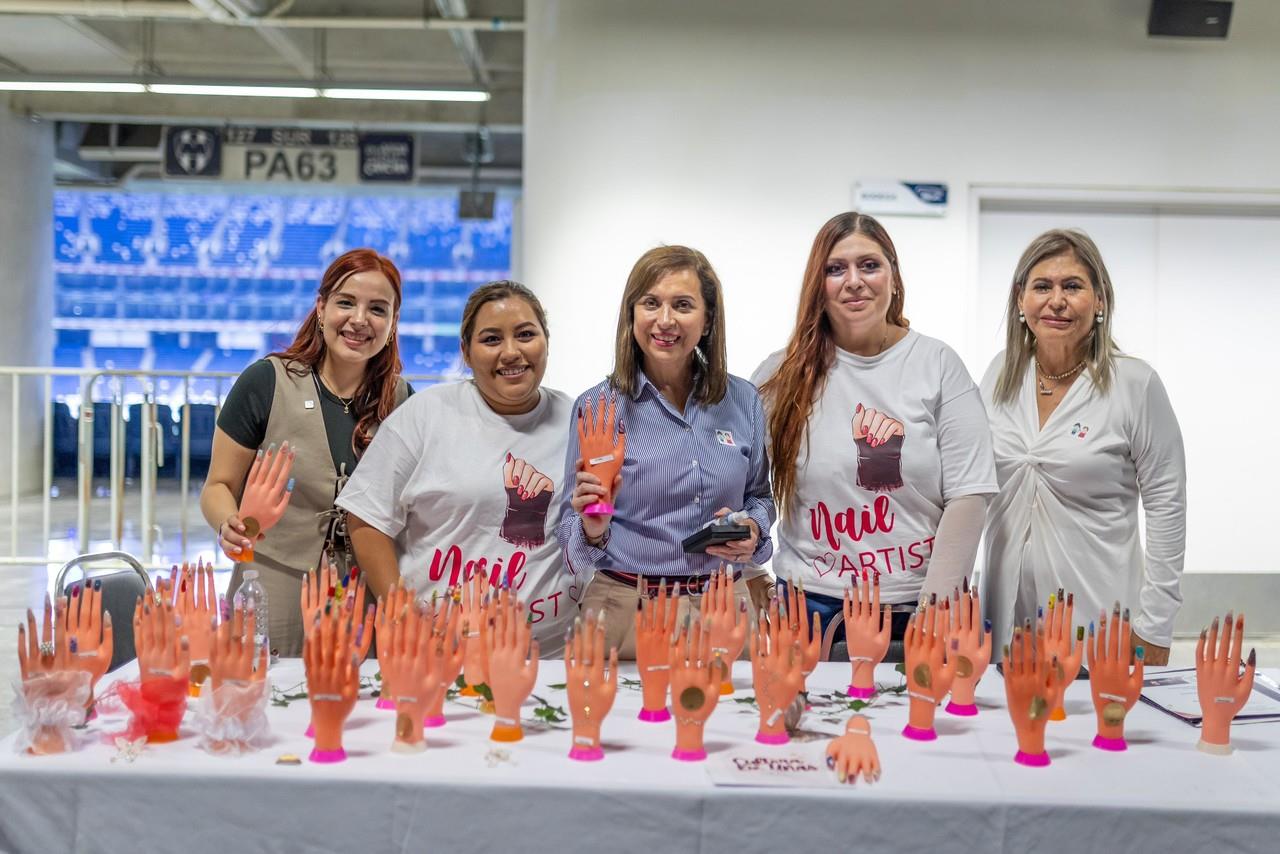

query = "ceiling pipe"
[0,1,524,30]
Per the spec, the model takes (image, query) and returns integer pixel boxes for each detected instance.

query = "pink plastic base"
[1014,750,1051,767]
[375,697,396,711]
[568,745,605,762]
[755,731,790,745]
[1092,734,1127,752]
[671,747,707,762]
[847,685,875,700]
[422,715,446,728]
[308,747,347,764]
[945,701,978,717]
[583,502,615,517]
[638,707,671,723]
[304,722,315,739]
[902,724,937,742]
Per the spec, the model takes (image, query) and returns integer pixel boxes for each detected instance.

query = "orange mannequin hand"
[565,610,619,761]
[576,393,625,516]
[130,594,191,743]
[781,578,822,692]
[749,604,804,744]
[423,597,464,727]
[825,715,881,784]
[19,594,72,679]
[381,599,455,753]
[1086,603,1145,751]
[843,570,891,699]
[485,590,539,742]
[1042,588,1083,721]
[210,603,267,689]
[304,609,359,762]
[636,577,679,721]
[902,597,958,741]
[234,441,296,563]
[61,582,113,716]
[374,582,415,710]
[703,568,747,694]
[459,571,492,694]
[1196,611,1256,754]
[1003,623,1060,767]
[301,559,336,640]
[945,580,991,716]
[176,561,219,690]
[668,616,719,762]
[198,603,270,754]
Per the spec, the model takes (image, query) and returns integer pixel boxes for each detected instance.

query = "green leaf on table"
[546,683,567,690]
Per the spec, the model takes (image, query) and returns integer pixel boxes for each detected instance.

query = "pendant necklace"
[1035,358,1085,396]
[313,369,356,414]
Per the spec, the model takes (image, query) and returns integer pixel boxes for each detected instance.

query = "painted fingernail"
[929,593,937,605]
[1038,606,1043,619]
[1076,626,1085,641]
[1067,592,1074,607]
[1212,617,1220,631]
[1135,646,1145,660]
[94,579,102,591]
[1003,644,1010,659]
[962,577,970,593]
[72,585,80,597]
[1122,608,1130,623]
[1248,648,1256,666]
[1225,610,1234,626]
[1089,621,1095,636]
[69,638,78,654]
[1113,601,1121,615]
[287,478,295,493]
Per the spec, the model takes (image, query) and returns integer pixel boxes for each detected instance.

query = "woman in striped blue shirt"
[555,245,776,657]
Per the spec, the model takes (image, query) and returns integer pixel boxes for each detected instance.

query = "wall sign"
[163,126,415,185]
[854,179,949,217]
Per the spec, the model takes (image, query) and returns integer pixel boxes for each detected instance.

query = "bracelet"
[573,735,596,746]
[645,664,670,672]
[1099,692,1126,703]
[907,690,935,703]
[1213,696,1236,704]
[312,693,343,702]
[495,716,518,726]
[675,716,705,727]
[396,696,419,704]
[766,708,783,725]
[850,656,874,663]
[711,647,730,655]
[845,726,871,737]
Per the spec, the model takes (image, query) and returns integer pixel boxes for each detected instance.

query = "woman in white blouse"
[981,229,1186,665]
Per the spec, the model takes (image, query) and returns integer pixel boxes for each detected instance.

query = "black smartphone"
[681,524,751,554]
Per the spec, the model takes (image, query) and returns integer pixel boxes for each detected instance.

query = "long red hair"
[759,212,909,516]
[270,248,404,457]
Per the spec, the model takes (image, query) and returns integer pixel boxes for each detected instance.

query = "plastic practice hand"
[902,597,958,741]
[1086,603,1145,751]
[423,592,465,728]
[668,617,719,761]
[575,393,625,517]
[750,600,805,744]
[232,441,296,562]
[175,561,218,689]
[781,578,822,691]
[565,610,619,761]
[635,577,678,721]
[380,598,457,753]
[1196,611,1256,754]
[1002,623,1060,767]
[459,571,492,694]
[210,602,268,689]
[374,582,416,710]
[945,580,991,716]
[131,594,191,742]
[825,715,881,784]
[485,590,539,742]
[301,558,335,639]
[61,582,114,715]
[1042,588,1083,721]
[304,609,359,762]
[843,570,891,699]
[199,602,270,754]
[19,594,71,679]
[703,568,748,695]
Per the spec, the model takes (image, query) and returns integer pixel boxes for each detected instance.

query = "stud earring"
[1095,311,1104,324]
[1018,311,1025,324]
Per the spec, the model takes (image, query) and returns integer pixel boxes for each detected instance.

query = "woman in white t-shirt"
[338,281,577,655]
[753,212,998,646]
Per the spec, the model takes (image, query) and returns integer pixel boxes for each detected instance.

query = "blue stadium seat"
[94,347,146,370]
[125,403,177,479]
[52,402,78,477]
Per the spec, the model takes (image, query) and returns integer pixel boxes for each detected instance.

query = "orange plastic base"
[490,724,524,743]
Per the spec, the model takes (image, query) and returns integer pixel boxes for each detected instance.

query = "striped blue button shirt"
[555,371,776,578]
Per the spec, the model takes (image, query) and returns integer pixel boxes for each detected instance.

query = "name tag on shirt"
[304,399,316,410]
[715,430,736,447]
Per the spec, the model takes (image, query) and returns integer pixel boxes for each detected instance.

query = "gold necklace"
[314,369,357,414]
[1035,358,1085,396]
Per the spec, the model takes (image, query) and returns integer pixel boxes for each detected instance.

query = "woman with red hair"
[753,213,996,649]
[200,248,411,656]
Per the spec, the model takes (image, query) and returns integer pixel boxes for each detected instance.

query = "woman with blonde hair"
[981,229,1186,664]
[753,212,997,646]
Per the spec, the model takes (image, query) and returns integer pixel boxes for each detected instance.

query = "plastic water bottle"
[234,569,272,666]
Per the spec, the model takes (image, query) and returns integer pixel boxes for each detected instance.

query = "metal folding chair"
[54,551,153,672]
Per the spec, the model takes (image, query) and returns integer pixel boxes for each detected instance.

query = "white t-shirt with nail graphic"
[336,380,577,655]
[752,330,998,604]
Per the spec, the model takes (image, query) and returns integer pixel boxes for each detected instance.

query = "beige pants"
[228,562,305,658]
[579,572,765,661]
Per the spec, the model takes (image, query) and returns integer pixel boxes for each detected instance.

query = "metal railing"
[1,365,446,571]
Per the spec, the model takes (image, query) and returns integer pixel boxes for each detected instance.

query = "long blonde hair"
[993,229,1120,405]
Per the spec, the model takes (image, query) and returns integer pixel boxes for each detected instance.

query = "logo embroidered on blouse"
[1070,422,1089,439]
[715,430,736,446]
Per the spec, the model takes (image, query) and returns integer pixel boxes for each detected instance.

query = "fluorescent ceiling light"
[321,87,489,102]
[0,81,146,93]
[148,83,319,98]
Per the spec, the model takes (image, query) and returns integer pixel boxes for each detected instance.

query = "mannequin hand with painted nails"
[945,580,991,717]
[381,600,456,753]
[782,579,822,692]
[459,572,492,695]
[635,578,678,721]
[1196,611,1256,755]
[374,582,416,710]
[1043,589,1083,721]
[902,597,957,741]
[843,570,891,699]
[422,592,464,727]
[825,715,881,784]
[668,617,719,761]
[16,596,90,754]
[210,603,268,689]
[1086,603,1145,751]
[198,602,270,754]
[62,581,113,716]
[565,610,619,761]
[230,441,295,563]
[573,393,625,523]
[1002,624,1061,767]
[486,591,539,742]
[301,558,336,639]
[175,561,218,691]
[304,609,359,762]
[750,602,805,744]
[129,594,190,742]
[703,568,748,694]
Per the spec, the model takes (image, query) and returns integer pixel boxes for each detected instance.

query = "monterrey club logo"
[164,126,221,178]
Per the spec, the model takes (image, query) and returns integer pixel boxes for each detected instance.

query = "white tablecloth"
[1,661,1277,854]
